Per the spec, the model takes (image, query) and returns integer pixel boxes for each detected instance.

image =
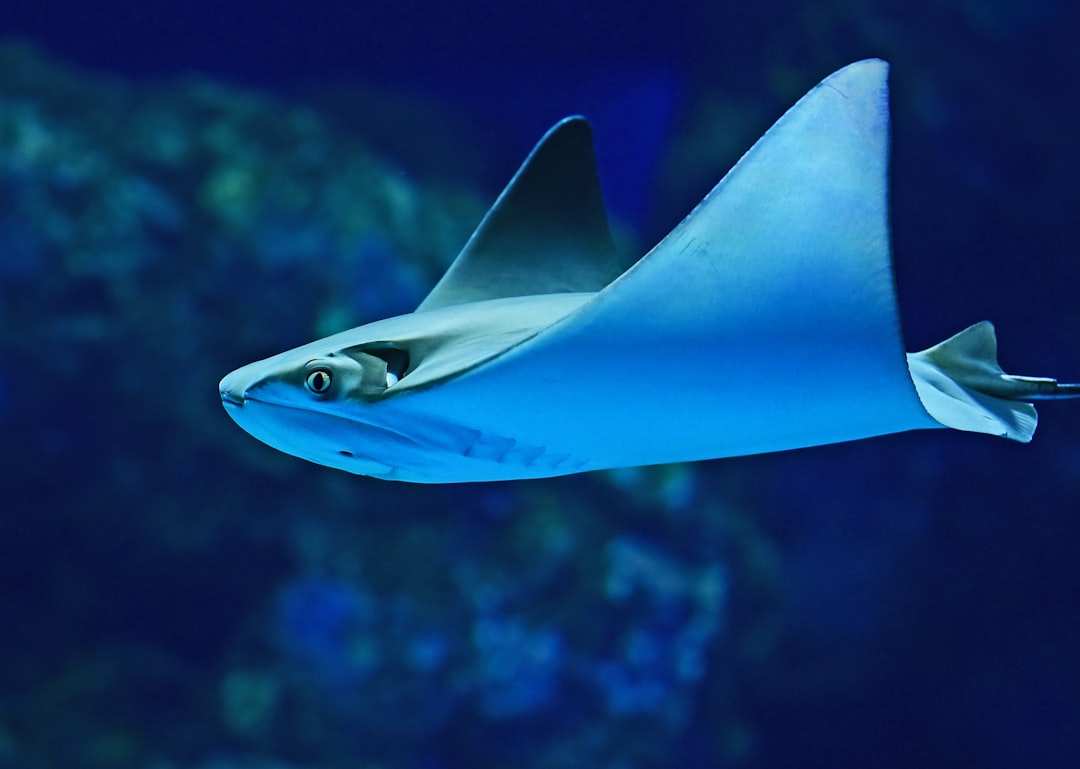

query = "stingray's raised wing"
[417,117,633,311]
[424,59,942,467]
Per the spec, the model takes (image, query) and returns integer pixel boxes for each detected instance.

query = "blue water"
[2,2,1080,768]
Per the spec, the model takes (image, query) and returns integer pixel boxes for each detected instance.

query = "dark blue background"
[3,1,1079,767]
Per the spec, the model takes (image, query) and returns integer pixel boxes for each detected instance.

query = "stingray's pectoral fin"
[906,321,1078,442]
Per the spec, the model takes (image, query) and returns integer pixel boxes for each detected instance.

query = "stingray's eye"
[305,368,333,394]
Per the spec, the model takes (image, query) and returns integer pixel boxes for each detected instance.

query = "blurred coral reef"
[0,43,777,769]
[4,0,1080,759]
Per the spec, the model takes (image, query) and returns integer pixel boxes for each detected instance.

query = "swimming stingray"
[219,59,1077,483]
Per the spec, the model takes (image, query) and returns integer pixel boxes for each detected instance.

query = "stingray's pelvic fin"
[416,117,627,312]
[905,321,1076,441]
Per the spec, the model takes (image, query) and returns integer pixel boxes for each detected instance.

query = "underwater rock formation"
[5,12,1080,765]
[0,43,777,769]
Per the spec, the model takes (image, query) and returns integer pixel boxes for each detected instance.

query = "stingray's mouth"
[332,449,395,477]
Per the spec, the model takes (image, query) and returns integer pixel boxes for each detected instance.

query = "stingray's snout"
[219,372,245,408]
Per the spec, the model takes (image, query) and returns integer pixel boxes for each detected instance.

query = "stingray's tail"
[905,321,1077,443]
[1000,377,1080,399]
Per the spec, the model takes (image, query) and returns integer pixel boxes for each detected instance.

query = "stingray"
[219,59,1076,483]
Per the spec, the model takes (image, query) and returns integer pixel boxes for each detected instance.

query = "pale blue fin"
[416,117,628,312]
[442,60,946,462]
[907,322,1038,441]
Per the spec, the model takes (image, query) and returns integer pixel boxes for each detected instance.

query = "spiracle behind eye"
[306,368,332,394]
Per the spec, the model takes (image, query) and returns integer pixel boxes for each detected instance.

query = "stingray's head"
[219,341,412,476]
